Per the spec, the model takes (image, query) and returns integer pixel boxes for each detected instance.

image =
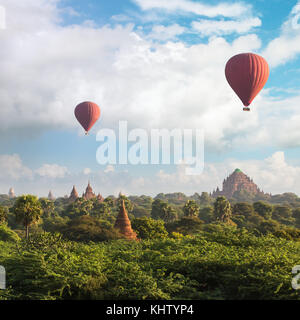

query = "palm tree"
[214,196,232,223]
[183,200,200,217]
[12,195,43,239]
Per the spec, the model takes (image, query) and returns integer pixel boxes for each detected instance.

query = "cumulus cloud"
[0,0,266,152]
[36,164,69,178]
[132,0,250,18]
[0,154,32,180]
[192,17,261,36]
[2,0,300,197]
[263,1,300,67]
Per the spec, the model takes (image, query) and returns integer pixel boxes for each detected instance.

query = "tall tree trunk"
[25,225,29,240]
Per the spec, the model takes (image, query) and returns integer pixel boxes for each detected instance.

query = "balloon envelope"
[225,53,269,108]
[74,101,101,133]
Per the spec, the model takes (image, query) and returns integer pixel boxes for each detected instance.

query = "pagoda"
[69,185,79,201]
[212,168,264,198]
[8,188,15,199]
[48,191,55,201]
[83,181,96,200]
[114,200,137,240]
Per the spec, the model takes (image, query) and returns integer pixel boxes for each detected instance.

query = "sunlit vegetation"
[0,191,300,300]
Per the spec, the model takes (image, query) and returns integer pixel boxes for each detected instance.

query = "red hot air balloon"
[74,101,101,134]
[225,53,269,111]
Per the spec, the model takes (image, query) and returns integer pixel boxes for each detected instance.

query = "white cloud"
[147,24,186,40]
[263,0,300,67]
[0,0,265,152]
[36,164,69,178]
[192,17,261,36]
[0,154,32,180]
[1,0,300,157]
[132,0,250,18]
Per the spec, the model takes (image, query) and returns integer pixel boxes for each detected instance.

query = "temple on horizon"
[212,168,268,198]
[68,182,104,202]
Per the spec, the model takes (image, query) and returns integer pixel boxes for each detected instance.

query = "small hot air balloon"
[74,101,101,134]
[225,53,269,111]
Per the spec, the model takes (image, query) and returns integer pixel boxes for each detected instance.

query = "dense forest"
[0,190,300,300]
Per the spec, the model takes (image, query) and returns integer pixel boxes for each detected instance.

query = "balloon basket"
[243,107,250,111]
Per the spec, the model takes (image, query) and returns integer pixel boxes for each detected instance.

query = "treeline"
[1,191,300,243]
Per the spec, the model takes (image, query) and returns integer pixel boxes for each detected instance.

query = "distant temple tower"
[114,200,137,240]
[97,193,104,203]
[48,191,55,201]
[83,181,96,200]
[8,188,15,199]
[69,185,79,201]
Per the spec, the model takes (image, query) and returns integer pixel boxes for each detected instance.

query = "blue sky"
[2,0,300,197]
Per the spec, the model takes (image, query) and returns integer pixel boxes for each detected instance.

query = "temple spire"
[83,181,96,200]
[48,190,55,201]
[8,187,15,199]
[114,200,137,240]
[69,185,79,201]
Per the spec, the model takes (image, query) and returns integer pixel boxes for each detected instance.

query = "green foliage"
[166,216,203,235]
[232,202,254,218]
[273,205,293,225]
[91,198,113,218]
[0,224,20,242]
[131,217,168,240]
[61,215,122,242]
[63,197,94,218]
[293,208,300,227]
[42,215,69,233]
[253,201,273,219]
[12,195,43,239]
[199,206,214,223]
[151,199,177,222]
[3,190,300,300]
[39,198,55,218]
[199,192,213,207]
[0,205,8,225]
[130,195,152,218]
[183,200,200,217]
[1,229,300,300]
[214,196,233,223]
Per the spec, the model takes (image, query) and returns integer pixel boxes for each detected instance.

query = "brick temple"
[114,200,137,240]
[212,168,265,198]
[68,182,104,202]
